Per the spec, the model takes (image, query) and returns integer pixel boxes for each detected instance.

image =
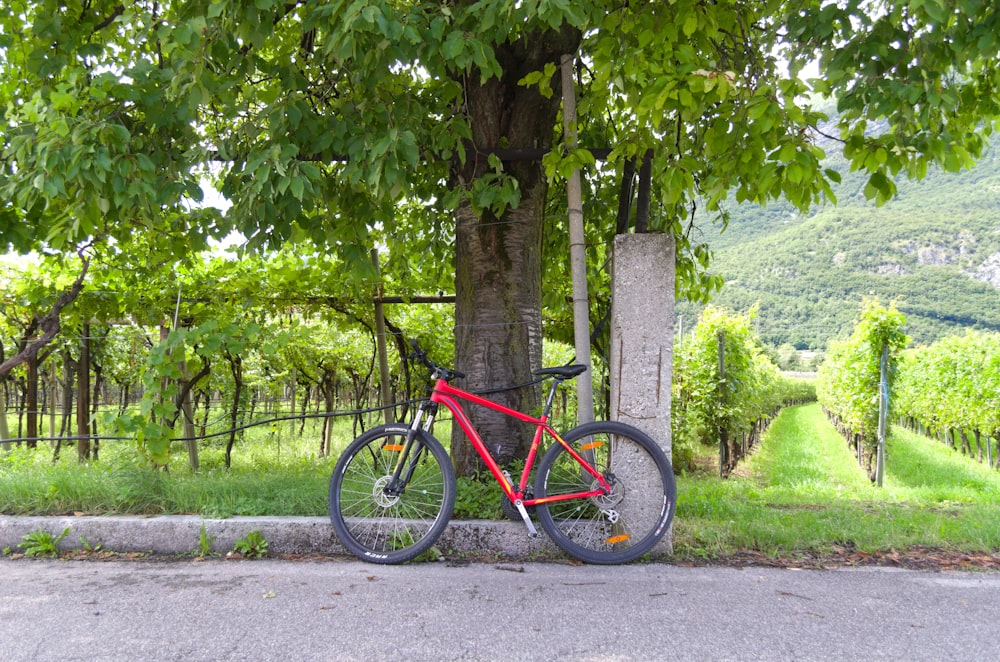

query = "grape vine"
[894,331,1000,467]
[673,306,815,474]
[816,300,908,481]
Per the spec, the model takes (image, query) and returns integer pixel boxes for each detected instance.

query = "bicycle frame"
[424,378,612,511]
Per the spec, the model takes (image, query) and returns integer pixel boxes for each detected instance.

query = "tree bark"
[224,352,243,470]
[175,354,209,472]
[77,323,91,462]
[48,367,57,442]
[26,356,39,448]
[59,351,74,441]
[0,379,10,450]
[450,26,580,477]
[90,358,103,462]
[0,342,7,447]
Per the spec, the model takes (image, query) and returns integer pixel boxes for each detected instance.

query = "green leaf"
[682,13,698,37]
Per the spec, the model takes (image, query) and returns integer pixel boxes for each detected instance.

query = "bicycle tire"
[535,421,676,564]
[329,424,456,564]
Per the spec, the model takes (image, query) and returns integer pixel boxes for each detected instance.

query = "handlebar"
[408,340,587,386]
[408,340,465,381]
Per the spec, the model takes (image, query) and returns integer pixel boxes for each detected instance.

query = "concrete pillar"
[610,233,675,551]
[610,233,674,460]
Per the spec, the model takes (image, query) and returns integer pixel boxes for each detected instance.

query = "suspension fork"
[385,402,438,496]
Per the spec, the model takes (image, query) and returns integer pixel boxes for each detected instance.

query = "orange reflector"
[384,444,405,452]
[580,441,605,451]
[606,534,630,544]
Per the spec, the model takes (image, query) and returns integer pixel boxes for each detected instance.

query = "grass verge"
[673,403,1000,562]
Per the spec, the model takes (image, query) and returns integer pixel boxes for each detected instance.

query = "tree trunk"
[77,322,91,462]
[319,374,337,457]
[288,368,297,439]
[48,368,57,441]
[90,360,103,462]
[118,383,129,417]
[56,351,74,460]
[449,27,579,477]
[298,385,311,437]
[0,380,10,450]
[453,196,543,474]
[179,354,200,472]
[198,390,210,437]
[995,429,1000,469]
[959,429,971,457]
[16,376,25,441]
[0,342,7,447]
[26,356,38,448]
[224,352,243,470]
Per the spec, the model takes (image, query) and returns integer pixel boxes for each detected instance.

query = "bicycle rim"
[329,425,455,564]
[536,422,676,564]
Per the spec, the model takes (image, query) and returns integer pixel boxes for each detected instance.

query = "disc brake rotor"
[373,475,400,508]
[590,475,624,511]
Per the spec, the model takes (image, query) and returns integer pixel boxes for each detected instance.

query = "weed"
[197,521,216,557]
[453,473,503,520]
[413,545,443,563]
[79,536,102,552]
[232,530,269,559]
[19,528,70,557]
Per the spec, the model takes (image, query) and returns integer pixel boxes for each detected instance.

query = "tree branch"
[90,5,126,33]
[169,356,212,427]
[0,257,90,379]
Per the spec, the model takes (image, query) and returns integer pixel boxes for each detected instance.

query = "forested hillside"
[678,137,1000,350]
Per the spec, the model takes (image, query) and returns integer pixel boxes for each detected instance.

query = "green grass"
[673,403,1000,559]
[0,415,346,517]
[0,413,460,518]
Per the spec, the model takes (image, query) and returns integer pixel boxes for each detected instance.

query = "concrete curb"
[0,515,560,559]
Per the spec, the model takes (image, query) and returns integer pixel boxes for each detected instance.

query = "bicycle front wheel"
[535,421,676,564]
[329,424,456,564]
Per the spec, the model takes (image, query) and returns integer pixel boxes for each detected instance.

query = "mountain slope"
[679,141,1000,349]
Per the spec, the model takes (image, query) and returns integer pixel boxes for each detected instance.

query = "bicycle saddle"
[534,364,587,379]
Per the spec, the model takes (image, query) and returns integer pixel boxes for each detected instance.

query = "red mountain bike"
[328,342,676,564]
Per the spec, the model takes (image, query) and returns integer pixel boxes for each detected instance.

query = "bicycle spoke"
[536,422,676,564]
[329,426,455,564]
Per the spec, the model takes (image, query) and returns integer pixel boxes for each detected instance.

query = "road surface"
[1,558,997,661]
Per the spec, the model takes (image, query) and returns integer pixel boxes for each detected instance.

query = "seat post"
[541,377,563,418]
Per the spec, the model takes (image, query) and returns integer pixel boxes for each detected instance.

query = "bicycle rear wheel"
[329,424,456,564]
[535,421,676,564]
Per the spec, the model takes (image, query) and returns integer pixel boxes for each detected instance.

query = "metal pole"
[876,342,889,487]
[718,330,727,477]
[561,54,594,425]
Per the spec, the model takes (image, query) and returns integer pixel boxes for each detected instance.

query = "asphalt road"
[2,558,998,661]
